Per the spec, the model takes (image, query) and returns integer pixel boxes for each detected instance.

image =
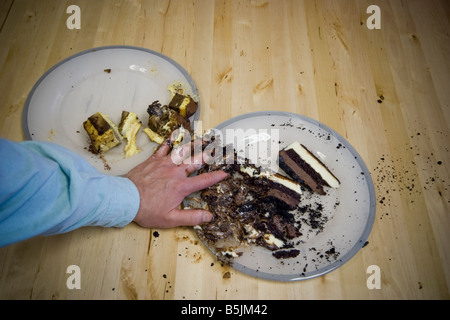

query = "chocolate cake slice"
[168,92,198,118]
[279,142,340,195]
[166,86,198,120]
[239,166,302,210]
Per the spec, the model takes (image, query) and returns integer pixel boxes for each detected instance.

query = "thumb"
[165,209,213,227]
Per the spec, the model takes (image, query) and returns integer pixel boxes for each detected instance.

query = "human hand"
[126,139,227,228]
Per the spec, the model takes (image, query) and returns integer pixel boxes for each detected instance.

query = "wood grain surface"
[0,0,449,299]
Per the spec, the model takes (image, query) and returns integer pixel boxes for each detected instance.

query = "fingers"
[182,170,228,195]
[165,209,213,227]
[183,162,203,176]
[170,141,193,165]
[146,138,228,194]
[153,139,171,158]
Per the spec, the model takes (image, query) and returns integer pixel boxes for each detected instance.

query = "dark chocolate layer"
[279,149,328,195]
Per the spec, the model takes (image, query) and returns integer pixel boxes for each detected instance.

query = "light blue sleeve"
[0,138,140,247]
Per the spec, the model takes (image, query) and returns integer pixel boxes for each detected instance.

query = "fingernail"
[202,212,213,223]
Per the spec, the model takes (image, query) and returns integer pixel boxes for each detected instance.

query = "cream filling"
[171,126,188,148]
[168,83,184,97]
[143,127,164,144]
[244,224,260,240]
[259,171,302,195]
[220,250,240,258]
[177,96,191,117]
[99,112,123,142]
[120,112,141,158]
[239,165,302,195]
[263,234,284,248]
[285,142,340,189]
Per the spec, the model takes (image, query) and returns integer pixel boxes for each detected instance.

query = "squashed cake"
[187,137,341,261]
[189,140,303,260]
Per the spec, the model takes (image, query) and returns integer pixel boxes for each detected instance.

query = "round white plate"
[23,46,200,176]
[197,111,376,281]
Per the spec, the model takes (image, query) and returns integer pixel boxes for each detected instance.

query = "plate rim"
[22,45,200,141]
[211,111,376,281]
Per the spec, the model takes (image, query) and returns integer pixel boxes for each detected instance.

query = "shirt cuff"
[97,176,140,228]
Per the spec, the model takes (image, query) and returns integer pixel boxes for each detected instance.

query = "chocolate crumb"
[272,249,300,259]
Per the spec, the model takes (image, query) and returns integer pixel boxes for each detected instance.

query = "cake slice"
[118,111,142,158]
[239,165,302,210]
[144,100,191,144]
[144,85,198,145]
[167,83,199,118]
[279,141,340,195]
[83,112,123,154]
[168,92,198,118]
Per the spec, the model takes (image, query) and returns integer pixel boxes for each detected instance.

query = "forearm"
[0,138,139,247]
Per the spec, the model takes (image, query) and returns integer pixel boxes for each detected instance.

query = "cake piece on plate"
[168,92,198,118]
[83,112,123,154]
[279,141,340,195]
[144,100,191,144]
[118,111,142,158]
[239,165,302,210]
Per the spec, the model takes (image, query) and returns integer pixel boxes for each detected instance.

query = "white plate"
[196,111,376,281]
[23,46,200,176]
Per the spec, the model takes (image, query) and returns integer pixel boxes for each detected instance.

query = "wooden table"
[0,0,449,300]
